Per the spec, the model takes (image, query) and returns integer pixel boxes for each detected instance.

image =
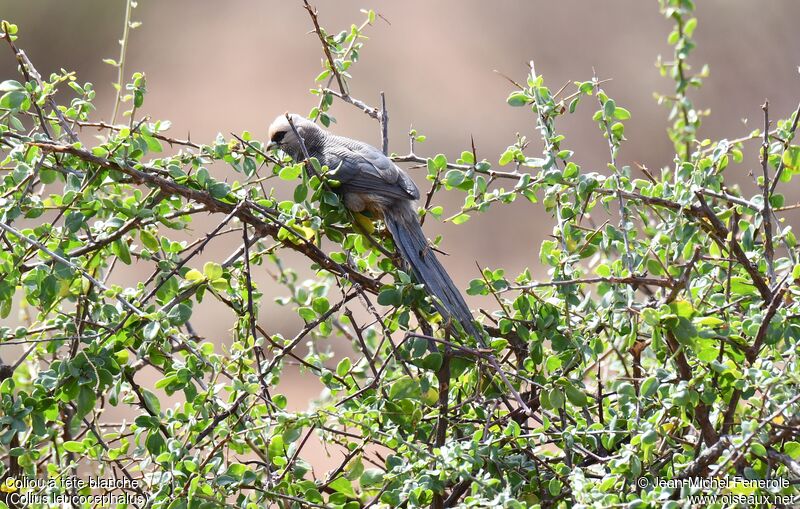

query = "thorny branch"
[2,3,800,508]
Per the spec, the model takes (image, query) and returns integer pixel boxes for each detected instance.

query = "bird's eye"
[271,130,287,144]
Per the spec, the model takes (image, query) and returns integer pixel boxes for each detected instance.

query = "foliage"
[1,1,799,508]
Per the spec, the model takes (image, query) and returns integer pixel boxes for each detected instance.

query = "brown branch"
[304,0,347,95]
[664,246,701,303]
[431,349,451,509]
[677,436,731,478]
[444,479,472,507]
[589,187,771,301]
[712,392,800,476]
[28,140,381,294]
[84,118,200,148]
[322,87,380,119]
[514,275,677,292]
[746,277,788,364]
[393,152,527,180]
[665,331,719,447]
[693,192,771,301]
[3,34,78,145]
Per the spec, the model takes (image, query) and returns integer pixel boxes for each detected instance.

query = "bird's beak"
[266,141,278,151]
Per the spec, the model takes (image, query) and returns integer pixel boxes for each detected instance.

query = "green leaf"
[563,382,588,407]
[445,169,465,187]
[141,389,161,415]
[547,388,564,409]
[298,307,316,321]
[420,353,442,371]
[361,469,384,487]
[268,435,285,464]
[782,146,800,171]
[143,321,161,340]
[39,168,57,184]
[0,90,26,109]
[167,303,192,326]
[62,441,85,453]
[641,377,659,398]
[684,17,698,37]
[670,317,697,345]
[112,239,132,265]
[432,154,448,171]
[0,80,23,92]
[613,107,631,120]
[466,279,487,296]
[388,376,420,400]
[750,442,767,458]
[451,213,470,225]
[140,230,159,251]
[142,134,163,153]
[185,269,204,281]
[784,441,800,460]
[311,297,329,314]
[328,476,356,498]
[294,183,308,202]
[595,264,611,277]
[377,286,402,307]
[76,386,96,419]
[336,357,351,377]
[603,98,616,118]
[146,430,166,454]
[279,164,303,180]
[499,149,515,166]
[208,181,230,199]
[65,212,84,233]
[506,91,529,106]
[694,338,718,363]
[203,262,223,280]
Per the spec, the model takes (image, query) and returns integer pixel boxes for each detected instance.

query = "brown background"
[2,0,799,474]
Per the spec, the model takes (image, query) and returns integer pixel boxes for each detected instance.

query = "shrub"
[1,1,799,507]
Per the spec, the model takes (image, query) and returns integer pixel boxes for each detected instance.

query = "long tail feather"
[383,203,480,340]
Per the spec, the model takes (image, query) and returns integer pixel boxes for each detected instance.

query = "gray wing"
[325,137,420,201]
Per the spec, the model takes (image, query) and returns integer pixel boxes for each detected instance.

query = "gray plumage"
[268,114,479,340]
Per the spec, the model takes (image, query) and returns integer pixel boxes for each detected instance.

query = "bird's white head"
[267,113,320,158]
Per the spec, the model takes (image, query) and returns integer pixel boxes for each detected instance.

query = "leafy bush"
[1,1,799,508]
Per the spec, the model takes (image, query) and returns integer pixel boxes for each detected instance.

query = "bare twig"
[2,22,78,141]
[110,0,135,125]
[323,87,380,119]
[770,101,800,193]
[512,275,676,292]
[304,0,347,95]
[760,101,775,284]
[380,91,388,155]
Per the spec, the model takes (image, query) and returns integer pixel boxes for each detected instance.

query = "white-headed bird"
[267,114,479,340]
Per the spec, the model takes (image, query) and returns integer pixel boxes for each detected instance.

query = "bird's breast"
[343,192,388,217]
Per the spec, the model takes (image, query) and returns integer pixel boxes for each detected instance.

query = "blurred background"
[2,0,800,475]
